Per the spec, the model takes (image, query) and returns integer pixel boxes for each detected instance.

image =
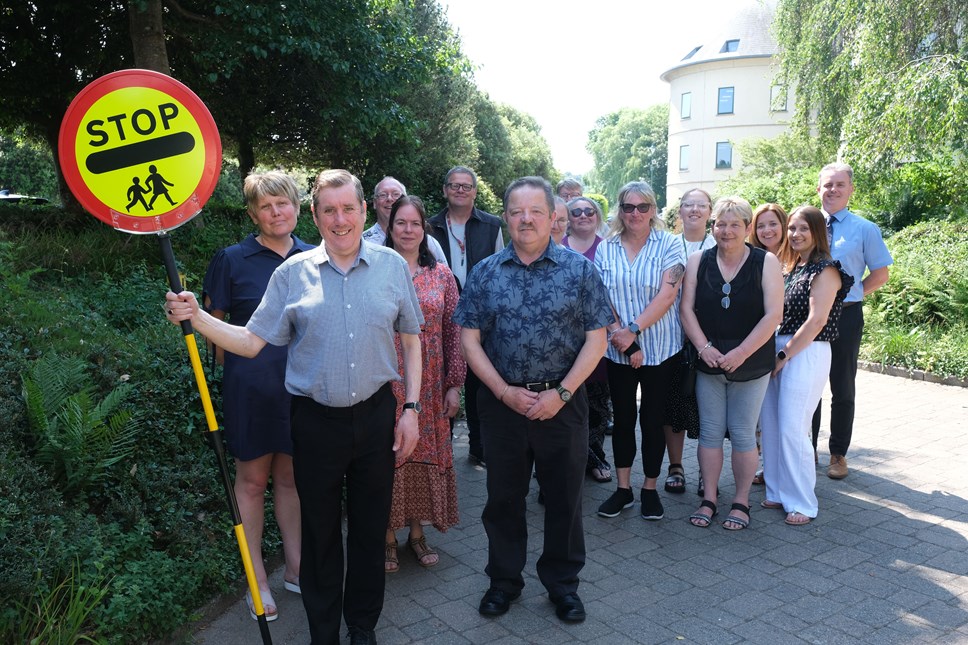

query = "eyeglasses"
[620,202,654,214]
[446,182,474,192]
[721,282,731,309]
[561,192,582,200]
[570,207,596,218]
[375,191,403,201]
[682,202,710,210]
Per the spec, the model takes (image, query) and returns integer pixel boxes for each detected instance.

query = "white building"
[661,1,790,204]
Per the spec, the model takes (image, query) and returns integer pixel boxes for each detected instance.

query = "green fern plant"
[22,355,139,498]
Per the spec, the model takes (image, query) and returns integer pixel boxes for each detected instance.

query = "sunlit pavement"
[192,369,968,644]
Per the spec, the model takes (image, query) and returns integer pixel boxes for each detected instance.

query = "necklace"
[445,214,466,267]
[682,233,710,256]
[716,246,749,310]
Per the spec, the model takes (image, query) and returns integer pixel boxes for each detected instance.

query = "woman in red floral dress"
[383,195,466,571]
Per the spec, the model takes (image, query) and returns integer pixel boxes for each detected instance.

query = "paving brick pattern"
[193,370,968,644]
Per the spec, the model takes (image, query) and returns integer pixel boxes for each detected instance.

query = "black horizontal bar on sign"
[85,131,196,174]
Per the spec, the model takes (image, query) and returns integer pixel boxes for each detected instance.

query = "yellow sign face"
[74,86,206,217]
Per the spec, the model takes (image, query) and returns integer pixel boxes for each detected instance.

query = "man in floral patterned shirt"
[454,176,611,624]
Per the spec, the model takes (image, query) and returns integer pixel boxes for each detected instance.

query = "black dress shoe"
[347,626,377,644]
[552,592,586,623]
[478,587,520,616]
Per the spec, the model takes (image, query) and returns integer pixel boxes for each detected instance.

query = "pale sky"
[442,0,742,175]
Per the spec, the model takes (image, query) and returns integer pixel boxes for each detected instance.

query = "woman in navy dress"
[203,171,315,621]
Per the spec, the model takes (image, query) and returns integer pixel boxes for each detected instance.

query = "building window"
[715,142,733,169]
[682,45,702,61]
[770,84,788,112]
[718,87,735,114]
[680,92,692,119]
[679,145,690,171]
[720,39,740,53]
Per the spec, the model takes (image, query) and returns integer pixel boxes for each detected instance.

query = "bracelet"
[499,384,510,401]
[697,341,713,359]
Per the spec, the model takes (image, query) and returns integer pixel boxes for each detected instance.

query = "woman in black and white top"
[759,206,852,526]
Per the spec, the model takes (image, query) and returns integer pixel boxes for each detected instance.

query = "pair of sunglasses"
[620,202,654,214]
[570,207,596,218]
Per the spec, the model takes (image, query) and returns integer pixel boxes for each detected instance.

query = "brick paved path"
[193,370,968,644]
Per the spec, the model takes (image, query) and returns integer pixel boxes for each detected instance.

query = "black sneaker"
[597,487,634,517]
[468,453,486,470]
[640,488,664,520]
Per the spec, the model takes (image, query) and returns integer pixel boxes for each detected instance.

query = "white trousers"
[760,336,830,518]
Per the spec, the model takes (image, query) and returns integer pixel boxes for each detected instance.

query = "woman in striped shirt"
[594,181,686,522]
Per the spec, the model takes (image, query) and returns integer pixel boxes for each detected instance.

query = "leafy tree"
[716,133,828,210]
[0,2,132,210]
[0,130,59,198]
[774,0,968,205]
[585,105,669,206]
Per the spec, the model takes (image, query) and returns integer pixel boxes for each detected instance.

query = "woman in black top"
[680,196,784,530]
[759,206,852,526]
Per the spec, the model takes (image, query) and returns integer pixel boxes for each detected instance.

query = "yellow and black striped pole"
[159,232,273,645]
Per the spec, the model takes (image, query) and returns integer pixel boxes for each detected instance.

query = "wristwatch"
[776,350,788,361]
[556,385,572,403]
[403,401,422,413]
[628,322,641,335]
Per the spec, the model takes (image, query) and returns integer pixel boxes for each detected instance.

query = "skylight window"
[721,39,739,53]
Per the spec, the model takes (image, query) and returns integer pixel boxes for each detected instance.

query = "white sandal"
[246,588,278,622]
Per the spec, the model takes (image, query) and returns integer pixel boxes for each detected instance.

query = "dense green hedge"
[861,220,968,379]
[0,201,317,643]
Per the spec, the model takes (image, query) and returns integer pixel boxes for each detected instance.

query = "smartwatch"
[403,401,422,413]
[776,350,787,361]
[628,322,641,335]
[556,386,572,403]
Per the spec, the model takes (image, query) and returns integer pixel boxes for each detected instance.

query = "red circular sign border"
[58,69,222,234]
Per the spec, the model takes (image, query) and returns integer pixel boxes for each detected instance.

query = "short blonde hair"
[711,195,753,225]
[243,171,301,216]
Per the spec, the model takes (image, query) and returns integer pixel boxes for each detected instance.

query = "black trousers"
[812,302,863,456]
[465,367,485,460]
[478,385,588,599]
[291,384,395,645]
[607,355,677,479]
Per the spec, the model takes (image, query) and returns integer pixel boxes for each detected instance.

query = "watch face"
[557,387,572,402]
[777,351,787,361]
[404,401,422,412]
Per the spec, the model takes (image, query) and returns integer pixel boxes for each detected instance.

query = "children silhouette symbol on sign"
[126,176,151,212]
[146,165,177,209]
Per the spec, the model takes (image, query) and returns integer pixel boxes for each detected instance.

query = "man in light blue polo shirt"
[812,163,893,480]
[166,169,424,645]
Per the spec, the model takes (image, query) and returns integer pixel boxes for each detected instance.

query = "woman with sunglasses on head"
[759,206,852,526]
[594,182,686,521]
[680,196,783,530]
[562,196,612,483]
[662,188,717,496]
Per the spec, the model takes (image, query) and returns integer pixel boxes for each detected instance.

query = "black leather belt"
[509,380,561,392]
[843,301,860,308]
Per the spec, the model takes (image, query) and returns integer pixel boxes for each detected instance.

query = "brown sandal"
[408,535,439,568]
[385,539,399,573]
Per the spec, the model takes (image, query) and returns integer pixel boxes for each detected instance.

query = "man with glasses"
[812,163,892,480]
[556,178,583,202]
[429,166,505,469]
[364,176,446,261]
